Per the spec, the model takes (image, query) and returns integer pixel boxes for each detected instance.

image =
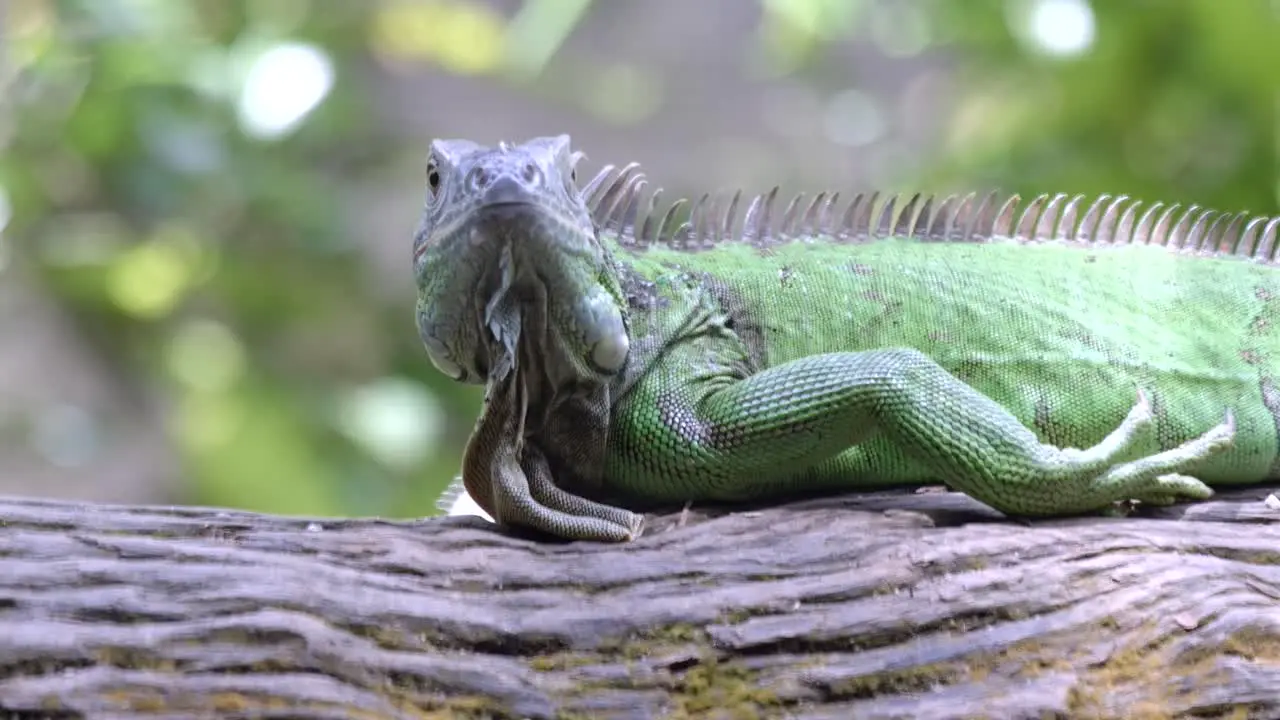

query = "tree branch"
[2,486,1279,719]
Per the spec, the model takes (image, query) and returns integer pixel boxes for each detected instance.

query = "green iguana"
[414,134,1280,543]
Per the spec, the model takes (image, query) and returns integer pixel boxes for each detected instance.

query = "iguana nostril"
[483,174,526,204]
[466,167,491,192]
[523,162,541,185]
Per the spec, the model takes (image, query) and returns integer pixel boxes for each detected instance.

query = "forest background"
[1,0,1275,518]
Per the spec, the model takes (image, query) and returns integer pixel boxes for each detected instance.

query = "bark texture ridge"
[1,488,1279,719]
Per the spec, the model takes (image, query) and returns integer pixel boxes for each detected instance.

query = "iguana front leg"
[461,367,643,542]
[607,346,1235,518]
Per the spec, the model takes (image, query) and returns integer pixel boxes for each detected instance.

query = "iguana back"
[580,165,1280,487]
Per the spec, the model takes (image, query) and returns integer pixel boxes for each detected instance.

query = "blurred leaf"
[370,0,506,76]
[2,0,1276,522]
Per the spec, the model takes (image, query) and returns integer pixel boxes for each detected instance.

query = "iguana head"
[412,135,630,389]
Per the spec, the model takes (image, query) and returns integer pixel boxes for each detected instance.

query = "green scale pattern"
[603,236,1280,510]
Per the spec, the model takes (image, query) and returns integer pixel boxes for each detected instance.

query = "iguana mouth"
[474,200,544,216]
[471,199,567,231]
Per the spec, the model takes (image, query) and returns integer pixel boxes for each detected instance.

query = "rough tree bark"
[1,486,1279,720]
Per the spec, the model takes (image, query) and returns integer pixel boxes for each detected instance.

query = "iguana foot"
[1090,475,1211,516]
[1125,475,1208,507]
[976,391,1232,516]
[1087,412,1231,503]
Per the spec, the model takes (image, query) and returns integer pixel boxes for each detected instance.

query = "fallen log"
[1,487,1279,719]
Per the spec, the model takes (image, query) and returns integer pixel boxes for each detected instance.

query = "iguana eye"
[426,159,441,196]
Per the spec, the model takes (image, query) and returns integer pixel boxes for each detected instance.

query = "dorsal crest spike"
[778,193,806,240]
[582,165,616,210]
[1132,202,1166,244]
[592,163,643,223]
[1180,208,1213,252]
[1239,217,1268,257]
[910,195,934,239]
[818,192,840,236]
[1033,193,1068,240]
[657,198,688,247]
[1260,217,1280,261]
[1056,194,1086,240]
[893,193,922,237]
[1013,194,1049,241]
[873,195,898,239]
[852,192,880,242]
[924,194,956,241]
[704,192,724,246]
[1113,200,1142,244]
[800,192,828,237]
[1201,210,1228,253]
[689,193,711,249]
[601,168,647,233]
[639,187,665,246]
[1075,194,1109,241]
[614,178,647,246]
[745,187,780,245]
[836,194,865,242]
[1150,203,1182,246]
[947,193,976,240]
[991,194,1022,238]
[720,189,743,242]
[1220,212,1249,254]
[740,193,765,245]
[1095,195,1129,243]
[1166,205,1197,249]
[960,192,994,241]
[1199,212,1228,254]
[570,157,1280,263]
[585,164,628,215]
[701,192,722,248]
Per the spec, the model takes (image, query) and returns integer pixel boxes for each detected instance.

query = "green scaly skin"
[414,135,1280,543]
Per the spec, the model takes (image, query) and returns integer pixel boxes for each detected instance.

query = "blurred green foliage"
[922,0,1279,212]
[0,0,1275,517]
